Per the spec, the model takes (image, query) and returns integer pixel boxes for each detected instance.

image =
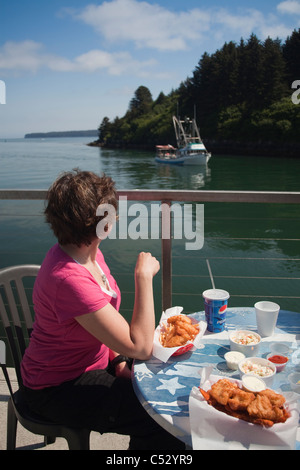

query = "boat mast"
[173,116,186,147]
[173,117,202,148]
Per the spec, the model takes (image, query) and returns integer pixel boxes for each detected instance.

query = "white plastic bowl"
[242,374,267,393]
[229,330,261,357]
[238,357,276,386]
[224,351,245,370]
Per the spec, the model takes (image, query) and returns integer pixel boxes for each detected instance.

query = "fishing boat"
[155,116,211,165]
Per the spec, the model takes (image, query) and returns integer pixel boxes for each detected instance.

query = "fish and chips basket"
[152,306,207,362]
[189,367,300,450]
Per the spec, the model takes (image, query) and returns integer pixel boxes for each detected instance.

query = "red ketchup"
[268,354,288,364]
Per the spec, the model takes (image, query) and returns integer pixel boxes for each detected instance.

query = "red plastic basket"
[172,342,194,356]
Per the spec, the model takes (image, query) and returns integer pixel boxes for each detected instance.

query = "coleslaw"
[241,360,274,377]
[231,332,260,346]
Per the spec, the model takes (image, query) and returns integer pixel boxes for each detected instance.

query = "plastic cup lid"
[202,289,230,300]
[242,374,266,392]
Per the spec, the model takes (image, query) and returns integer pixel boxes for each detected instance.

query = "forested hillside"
[94,30,300,156]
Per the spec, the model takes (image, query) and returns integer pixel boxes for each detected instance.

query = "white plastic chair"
[0,265,91,450]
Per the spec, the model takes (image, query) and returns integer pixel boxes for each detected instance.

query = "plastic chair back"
[0,265,39,386]
[0,265,91,449]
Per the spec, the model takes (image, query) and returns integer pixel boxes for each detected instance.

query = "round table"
[132,307,300,449]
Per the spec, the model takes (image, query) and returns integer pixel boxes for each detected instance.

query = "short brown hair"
[45,169,118,246]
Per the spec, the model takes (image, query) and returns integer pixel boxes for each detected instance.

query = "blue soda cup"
[202,289,230,332]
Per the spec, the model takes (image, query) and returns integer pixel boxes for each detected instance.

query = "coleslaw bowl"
[229,330,261,357]
[238,357,276,386]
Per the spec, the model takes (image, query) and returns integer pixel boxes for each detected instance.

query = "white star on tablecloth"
[135,370,153,382]
[156,377,186,396]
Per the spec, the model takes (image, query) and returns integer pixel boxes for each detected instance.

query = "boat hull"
[155,152,211,166]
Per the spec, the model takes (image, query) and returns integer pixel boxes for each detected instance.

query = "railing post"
[161,201,172,311]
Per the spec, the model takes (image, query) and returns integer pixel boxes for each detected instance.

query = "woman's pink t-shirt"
[21,243,121,389]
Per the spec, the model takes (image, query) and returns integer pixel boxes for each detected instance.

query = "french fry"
[160,315,199,348]
[199,388,210,402]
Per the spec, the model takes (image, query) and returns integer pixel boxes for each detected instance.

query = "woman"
[21,169,185,450]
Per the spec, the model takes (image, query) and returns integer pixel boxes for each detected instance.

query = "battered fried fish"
[227,389,255,411]
[247,394,286,423]
[209,379,238,406]
[199,379,290,428]
[258,389,286,407]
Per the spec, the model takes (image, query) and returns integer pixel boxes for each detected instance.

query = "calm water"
[1,137,300,319]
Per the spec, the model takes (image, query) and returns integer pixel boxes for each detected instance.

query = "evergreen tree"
[215,41,239,108]
[128,86,153,117]
[98,117,111,143]
[97,32,300,149]
[155,91,167,106]
[236,37,247,103]
[261,37,287,106]
[243,34,265,109]
[283,29,300,84]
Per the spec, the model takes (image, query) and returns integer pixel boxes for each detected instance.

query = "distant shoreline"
[22,132,300,158]
[87,139,300,158]
[24,130,98,138]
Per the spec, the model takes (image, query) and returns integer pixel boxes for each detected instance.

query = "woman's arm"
[75,252,160,361]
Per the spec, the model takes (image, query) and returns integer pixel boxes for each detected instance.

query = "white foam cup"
[254,301,280,337]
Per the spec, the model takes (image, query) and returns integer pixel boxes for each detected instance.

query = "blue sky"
[1,0,300,138]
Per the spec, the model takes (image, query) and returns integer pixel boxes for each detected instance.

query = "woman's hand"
[134,252,160,280]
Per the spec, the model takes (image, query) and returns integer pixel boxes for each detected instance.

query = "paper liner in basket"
[188,368,300,450]
[152,306,207,362]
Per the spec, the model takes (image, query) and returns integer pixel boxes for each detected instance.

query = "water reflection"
[1,140,300,313]
[99,148,211,190]
[154,163,211,189]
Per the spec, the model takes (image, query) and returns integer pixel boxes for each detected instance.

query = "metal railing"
[1,189,300,310]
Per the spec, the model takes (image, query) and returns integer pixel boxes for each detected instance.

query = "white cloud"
[213,8,264,35]
[212,7,292,42]
[0,40,73,73]
[1,2,297,76]
[0,40,45,72]
[74,0,210,51]
[277,1,300,15]
[74,49,156,75]
[73,0,296,52]
[0,40,156,76]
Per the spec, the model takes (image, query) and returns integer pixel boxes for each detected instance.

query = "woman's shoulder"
[40,244,81,280]
[43,243,69,267]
